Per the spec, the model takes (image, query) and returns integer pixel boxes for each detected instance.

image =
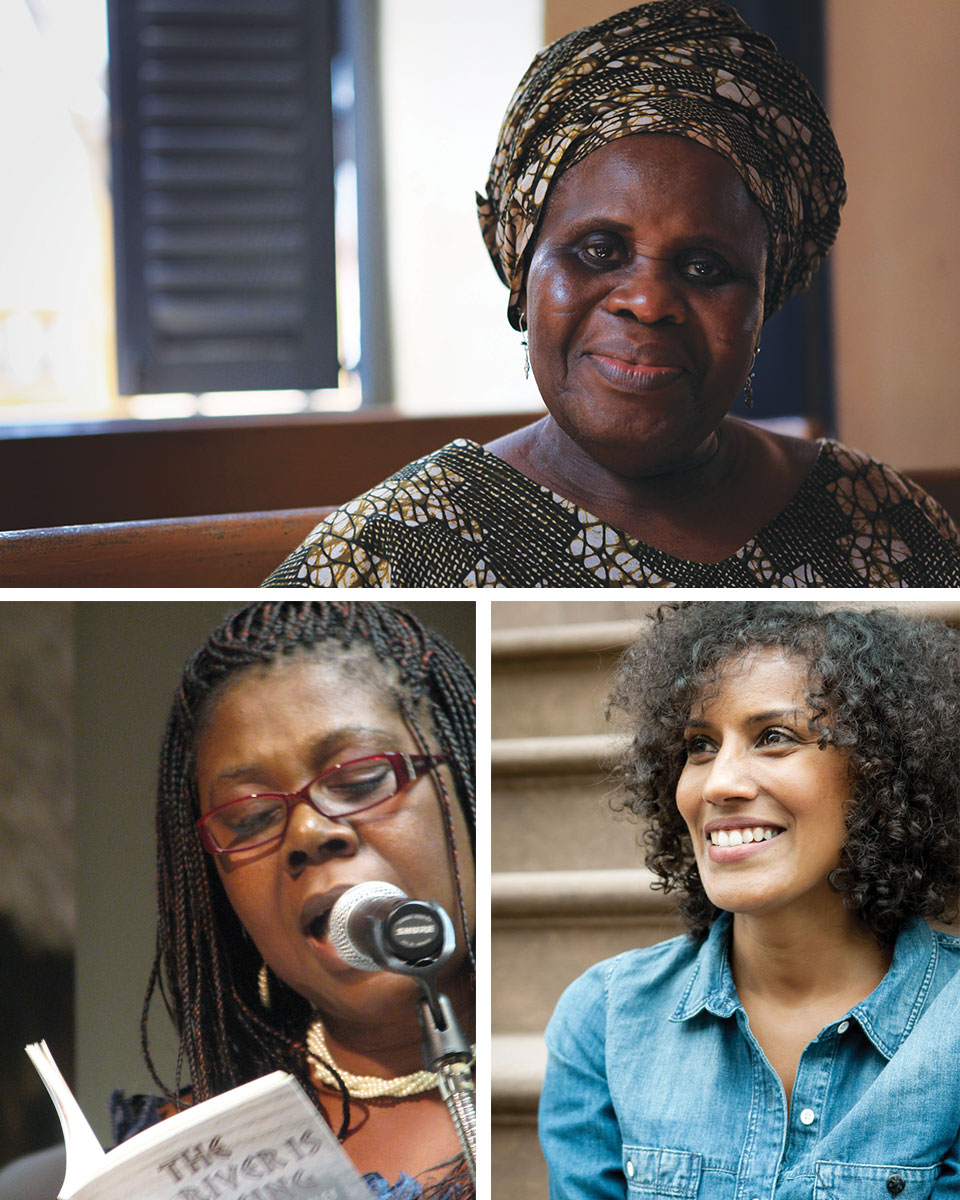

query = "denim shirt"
[540,915,960,1200]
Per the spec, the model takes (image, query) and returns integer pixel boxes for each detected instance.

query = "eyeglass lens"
[206,757,406,852]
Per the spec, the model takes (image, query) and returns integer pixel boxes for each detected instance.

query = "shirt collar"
[846,918,939,1059]
[670,913,939,1059]
[671,912,740,1022]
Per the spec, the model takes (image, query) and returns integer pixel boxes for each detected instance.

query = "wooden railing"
[908,469,960,530]
[0,410,534,529]
[0,508,329,587]
[0,465,956,590]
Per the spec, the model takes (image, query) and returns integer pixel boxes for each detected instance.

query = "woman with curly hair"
[113,601,476,1199]
[539,602,960,1200]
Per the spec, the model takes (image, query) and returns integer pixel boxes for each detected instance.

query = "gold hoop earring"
[258,962,271,1009]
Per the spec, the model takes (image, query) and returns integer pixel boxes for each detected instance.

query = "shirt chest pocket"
[814,1161,939,1200]
[622,1146,702,1198]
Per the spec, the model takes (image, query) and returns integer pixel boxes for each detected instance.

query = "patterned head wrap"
[477,0,846,328]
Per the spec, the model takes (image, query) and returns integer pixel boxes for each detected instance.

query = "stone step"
[492,868,683,1032]
[491,1033,550,1200]
[492,1031,547,1113]
[489,611,667,1200]
[492,732,625,775]
[492,1117,547,1200]
[492,734,645,873]
[492,620,642,739]
[491,601,660,631]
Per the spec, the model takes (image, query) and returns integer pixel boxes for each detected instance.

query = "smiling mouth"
[586,353,685,394]
[709,826,784,847]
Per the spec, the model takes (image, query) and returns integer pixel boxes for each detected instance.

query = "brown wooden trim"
[4,463,958,589]
[905,469,960,529]
[0,410,536,530]
[0,508,330,587]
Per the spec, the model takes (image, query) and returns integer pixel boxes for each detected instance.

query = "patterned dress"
[263,439,960,588]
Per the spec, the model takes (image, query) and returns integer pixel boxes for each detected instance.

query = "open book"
[26,1041,374,1200]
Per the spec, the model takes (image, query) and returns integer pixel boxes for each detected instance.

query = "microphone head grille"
[328,881,406,971]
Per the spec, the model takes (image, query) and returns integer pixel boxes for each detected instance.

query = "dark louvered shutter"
[107,0,339,395]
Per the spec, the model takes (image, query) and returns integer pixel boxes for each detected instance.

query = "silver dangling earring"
[258,961,271,1009]
[519,313,530,380]
[744,344,760,410]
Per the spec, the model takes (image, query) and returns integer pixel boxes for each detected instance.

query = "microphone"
[328,881,454,974]
[330,882,475,1181]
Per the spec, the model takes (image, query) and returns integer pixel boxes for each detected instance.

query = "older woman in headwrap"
[265,1,960,588]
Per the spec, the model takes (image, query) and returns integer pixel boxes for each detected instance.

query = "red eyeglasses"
[196,752,446,856]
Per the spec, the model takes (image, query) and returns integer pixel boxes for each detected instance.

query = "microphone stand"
[414,983,476,1185]
[373,901,477,1185]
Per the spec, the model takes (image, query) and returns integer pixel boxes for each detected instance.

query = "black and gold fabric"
[477,0,846,327]
[263,441,960,588]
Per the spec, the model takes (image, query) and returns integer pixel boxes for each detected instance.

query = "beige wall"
[827,0,960,469]
[381,0,545,417]
[544,1,960,471]
[0,603,75,1168]
[545,0,622,40]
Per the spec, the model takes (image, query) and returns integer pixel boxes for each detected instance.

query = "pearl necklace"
[305,1017,474,1100]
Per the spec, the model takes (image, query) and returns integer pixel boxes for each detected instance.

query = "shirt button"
[837,1020,850,1034]
[626,1161,635,1179]
[799,1108,816,1126]
[887,1175,906,1195]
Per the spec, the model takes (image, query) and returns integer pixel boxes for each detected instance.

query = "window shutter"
[107,0,339,395]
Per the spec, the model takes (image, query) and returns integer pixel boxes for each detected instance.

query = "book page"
[72,1072,373,1200]
[25,1041,106,1195]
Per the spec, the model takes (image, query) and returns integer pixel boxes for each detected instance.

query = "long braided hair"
[141,601,476,1143]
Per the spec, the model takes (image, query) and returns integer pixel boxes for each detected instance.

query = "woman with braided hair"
[266,2,960,588]
[112,601,475,1199]
[540,602,960,1198]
